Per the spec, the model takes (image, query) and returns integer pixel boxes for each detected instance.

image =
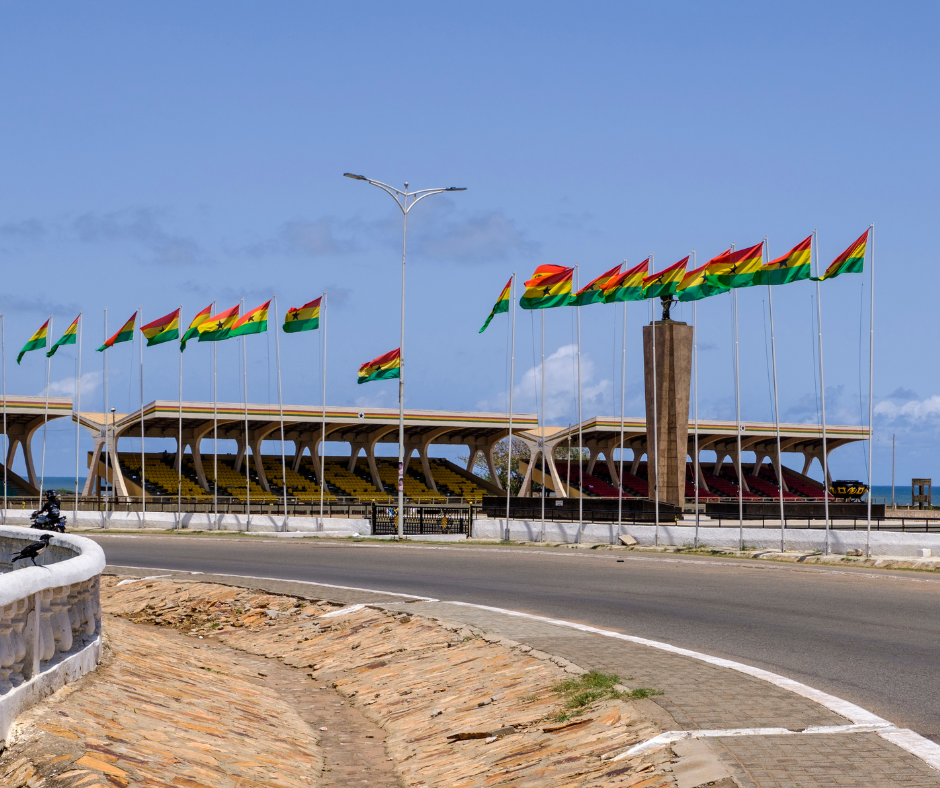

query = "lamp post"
[343,173,466,538]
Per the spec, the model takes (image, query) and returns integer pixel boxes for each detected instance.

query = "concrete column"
[485,440,501,491]
[347,444,364,473]
[643,321,693,509]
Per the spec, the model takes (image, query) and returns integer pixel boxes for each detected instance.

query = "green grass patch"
[550,671,663,719]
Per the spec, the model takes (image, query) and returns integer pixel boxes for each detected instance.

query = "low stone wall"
[0,527,105,744]
[477,518,940,557]
[0,509,371,535]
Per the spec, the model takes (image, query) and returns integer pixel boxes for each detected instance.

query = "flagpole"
[575,264,583,543]
[177,305,183,530]
[213,301,218,530]
[1,314,6,524]
[103,308,108,516]
[139,307,145,526]
[651,284,659,547]
[540,309,546,542]
[732,245,744,551]
[241,299,250,531]
[74,314,82,529]
[505,273,516,541]
[618,285,626,533]
[273,295,288,530]
[693,251,700,548]
[814,230,831,554]
[39,315,52,498]
[766,238,786,552]
[866,223,875,557]
[320,291,327,523]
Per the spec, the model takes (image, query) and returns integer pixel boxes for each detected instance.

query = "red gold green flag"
[814,230,869,281]
[642,257,688,299]
[706,242,763,289]
[757,236,812,286]
[230,300,270,337]
[520,265,574,309]
[141,309,180,347]
[603,258,650,303]
[284,297,321,333]
[569,264,622,307]
[17,319,49,364]
[197,305,239,342]
[97,312,136,352]
[677,261,730,302]
[358,348,401,384]
[479,279,511,333]
[46,315,80,358]
[180,304,212,351]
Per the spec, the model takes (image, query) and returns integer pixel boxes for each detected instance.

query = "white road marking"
[106,563,940,772]
[115,574,173,586]
[610,722,898,760]
[318,604,366,618]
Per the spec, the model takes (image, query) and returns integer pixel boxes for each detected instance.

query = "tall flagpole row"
[732,245,744,551]
[74,314,82,528]
[540,310,546,542]
[693,251,700,548]
[273,295,288,530]
[177,305,183,530]
[650,257,659,546]
[320,291,327,522]
[39,315,52,498]
[618,282,626,534]
[505,273,516,541]
[241,299,250,532]
[576,265,583,543]
[866,223,875,557]
[139,306,145,525]
[766,238,786,552]
[814,230,831,553]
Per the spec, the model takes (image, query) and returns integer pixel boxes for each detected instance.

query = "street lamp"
[343,173,467,538]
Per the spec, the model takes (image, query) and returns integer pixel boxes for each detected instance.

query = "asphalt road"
[89,534,940,741]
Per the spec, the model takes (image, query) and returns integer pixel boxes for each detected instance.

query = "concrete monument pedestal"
[643,321,693,510]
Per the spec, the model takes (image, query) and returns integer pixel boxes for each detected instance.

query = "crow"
[11,534,53,566]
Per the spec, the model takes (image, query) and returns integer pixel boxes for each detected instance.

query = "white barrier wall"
[476,519,940,558]
[0,509,371,536]
[0,527,105,745]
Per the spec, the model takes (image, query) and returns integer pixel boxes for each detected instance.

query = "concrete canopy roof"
[531,416,868,456]
[75,401,539,448]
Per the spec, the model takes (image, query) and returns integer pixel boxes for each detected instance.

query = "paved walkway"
[142,569,940,788]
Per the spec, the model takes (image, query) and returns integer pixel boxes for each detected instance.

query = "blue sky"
[0,2,937,483]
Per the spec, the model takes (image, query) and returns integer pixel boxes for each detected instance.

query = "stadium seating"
[374,459,440,500]
[428,459,487,502]
[781,468,828,499]
[197,455,277,503]
[119,453,211,499]
[261,456,337,503]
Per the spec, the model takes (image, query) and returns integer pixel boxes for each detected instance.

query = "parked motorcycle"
[30,510,67,533]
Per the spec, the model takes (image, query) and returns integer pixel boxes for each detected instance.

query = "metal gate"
[371,504,472,536]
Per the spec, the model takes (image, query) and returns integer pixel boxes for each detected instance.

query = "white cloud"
[479,344,612,422]
[415,210,539,263]
[875,395,940,422]
[44,371,102,399]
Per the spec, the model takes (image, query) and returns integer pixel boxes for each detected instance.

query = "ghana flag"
[198,304,239,342]
[97,312,137,352]
[520,265,574,309]
[141,309,180,347]
[570,264,622,307]
[479,279,511,333]
[17,319,49,364]
[358,348,401,385]
[642,257,688,299]
[284,297,321,333]
[758,236,812,286]
[181,304,212,351]
[707,242,763,289]
[603,258,650,303]
[47,315,80,358]
[814,229,869,281]
[677,261,730,302]
[230,300,270,337]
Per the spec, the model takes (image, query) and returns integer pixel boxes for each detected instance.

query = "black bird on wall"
[11,534,53,566]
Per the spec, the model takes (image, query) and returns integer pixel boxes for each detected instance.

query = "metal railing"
[703,515,940,533]
[372,504,472,536]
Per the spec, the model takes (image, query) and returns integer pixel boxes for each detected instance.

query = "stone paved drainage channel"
[106,568,940,788]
